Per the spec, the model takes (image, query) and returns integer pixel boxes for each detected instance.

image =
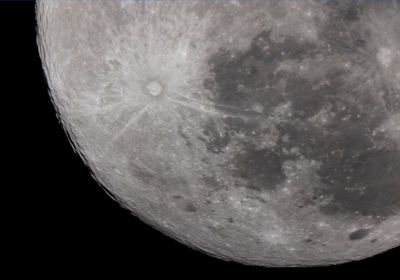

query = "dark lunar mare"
[199,3,400,227]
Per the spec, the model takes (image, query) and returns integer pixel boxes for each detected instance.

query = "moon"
[36,0,400,267]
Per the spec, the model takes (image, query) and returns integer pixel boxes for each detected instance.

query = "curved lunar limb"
[37,0,400,267]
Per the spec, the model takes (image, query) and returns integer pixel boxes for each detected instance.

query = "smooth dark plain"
[201,25,400,223]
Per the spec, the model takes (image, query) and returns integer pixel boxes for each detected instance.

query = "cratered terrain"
[36,0,400,266]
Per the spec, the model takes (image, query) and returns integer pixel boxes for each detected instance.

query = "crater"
[184,203,197,213]
[145,80,163,96]
[302,238,316,245]
[377,47,396,68]
[349,228,370,241]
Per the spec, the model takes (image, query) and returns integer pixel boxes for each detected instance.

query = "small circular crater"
[146,80,163,96]
[251,103,264,113]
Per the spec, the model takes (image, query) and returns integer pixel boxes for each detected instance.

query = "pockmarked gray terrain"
[37,0,400,266]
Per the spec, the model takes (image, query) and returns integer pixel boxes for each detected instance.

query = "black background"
[5,0,399,276]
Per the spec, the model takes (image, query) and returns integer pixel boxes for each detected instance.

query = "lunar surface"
[37,0,400,266]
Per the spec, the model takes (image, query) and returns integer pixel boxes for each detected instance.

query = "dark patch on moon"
[349,228,370,241]
[317,149,400,219]
[325,1,363,23]
[321,1,371,55]
[201,7,400,223]
[232,146,288,191]
[201,30,318,191]
[279,98,400,221]
[200,118,231,154]
[205,30,316,115]
[184,202,197,213]
[128,162,189,191]
[302,238,323,246]
[283,76,327,119]
[129,163,155,184]
[177,125,192,147]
